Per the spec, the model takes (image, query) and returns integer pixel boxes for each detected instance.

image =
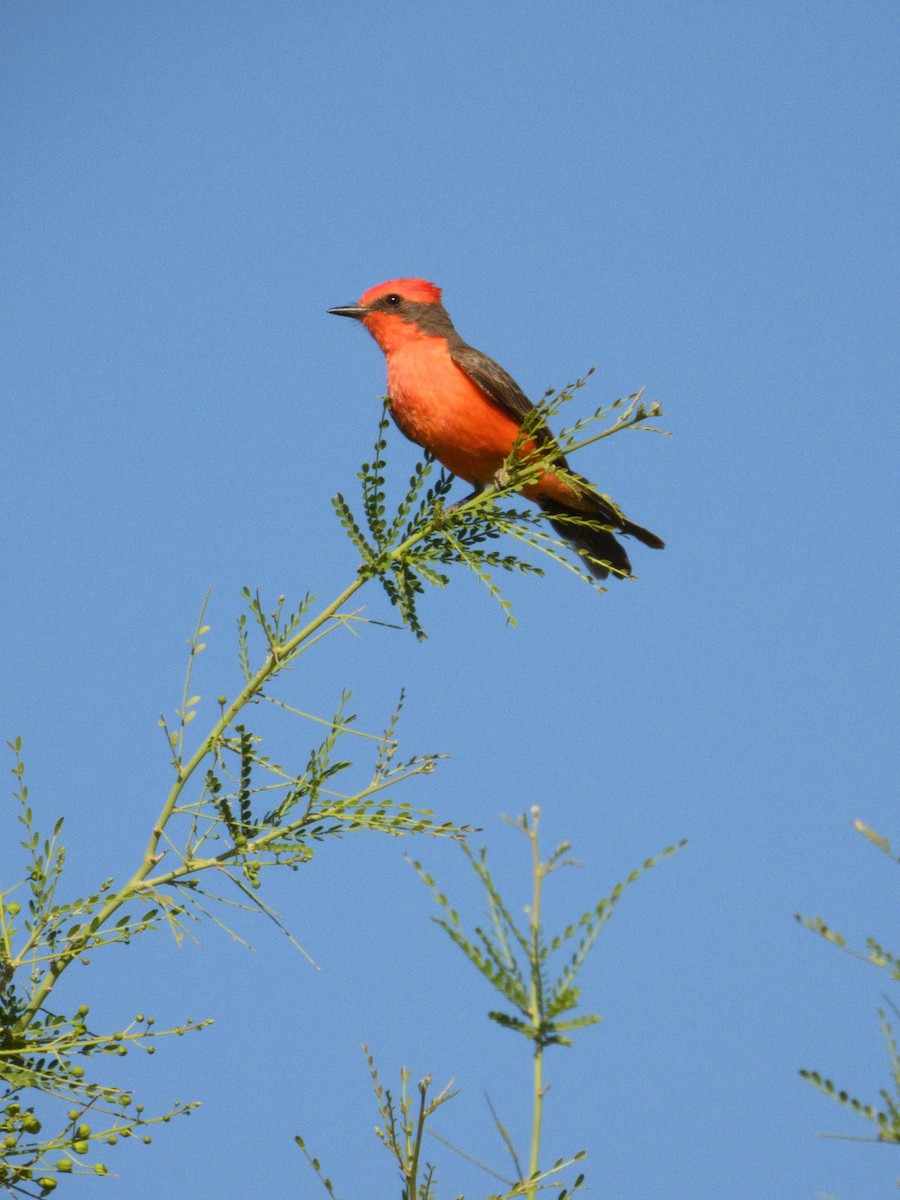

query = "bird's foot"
[445,487,484,514]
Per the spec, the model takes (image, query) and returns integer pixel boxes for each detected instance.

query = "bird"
[328,278,663,579]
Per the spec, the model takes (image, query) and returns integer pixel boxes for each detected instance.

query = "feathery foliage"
[797,820,900,1155]
[412,808,684,1198]
[333,378,666,637]
[297,810,683,1200]
[1,588,465,1192]
[2,375,665,1193]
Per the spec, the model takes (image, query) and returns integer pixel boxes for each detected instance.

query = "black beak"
[328,304,368,320]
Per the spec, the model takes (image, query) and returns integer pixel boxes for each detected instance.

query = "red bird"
[329,278,663,579]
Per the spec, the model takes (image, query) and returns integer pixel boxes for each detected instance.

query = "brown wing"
[447,335,665,562]
[446,335,557,449]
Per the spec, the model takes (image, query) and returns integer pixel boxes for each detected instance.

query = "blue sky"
[2,2,897,1197]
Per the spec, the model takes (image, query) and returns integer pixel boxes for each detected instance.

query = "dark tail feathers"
[543,501,665,581]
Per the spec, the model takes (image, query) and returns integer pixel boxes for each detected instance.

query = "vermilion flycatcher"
[329,278,663,579]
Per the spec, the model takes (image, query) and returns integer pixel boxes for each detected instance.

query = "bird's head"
[329,278,453,352]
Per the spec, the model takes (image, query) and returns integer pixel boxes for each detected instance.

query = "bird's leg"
[444,465,517,518]
[444,469,514,519]
[445,483,485,514]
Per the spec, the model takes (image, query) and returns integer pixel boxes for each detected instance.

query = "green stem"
[17,572,369,1030]
[527,808,545,1197]
[136,765,434,893]
[407,1079,428,1200]
[561,403,663,457]
[15,493,470,1030]
[13,392,649,1033]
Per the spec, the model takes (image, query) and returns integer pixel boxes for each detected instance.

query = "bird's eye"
[384,294,402,306]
